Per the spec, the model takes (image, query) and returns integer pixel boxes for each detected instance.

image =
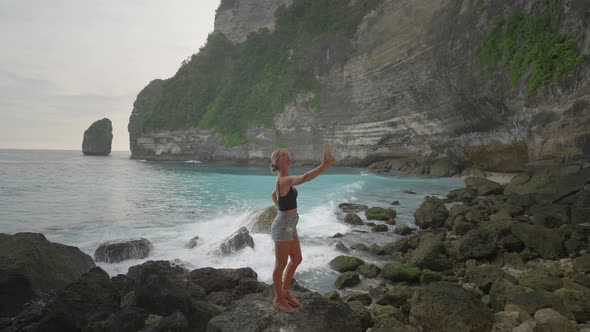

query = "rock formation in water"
[128,0,590,172]
[83,118,113,156]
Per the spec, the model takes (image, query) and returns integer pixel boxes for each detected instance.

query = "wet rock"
[511,223,565,260]
[410,282,493,332]
[335,271,361,289]
[394,224,412,235]
[246,205,277,234]
[464,177,503,196]
[335,241,350,253]
[366,207,396,221]
[453,226,498,261]
[357,264,381,278]
[94,238,153,263]
[0,232,95,317]
[414,196,449,229]
[372,224,388,232]
[381,263,421,283]
[339,203,369,213]
[391,200,400,205]
[184,236,199,249]
[219,227,254,255]
[207,291,362,332]
[329,256,365,272]
[344,213,364,225]
[324,290,342,302]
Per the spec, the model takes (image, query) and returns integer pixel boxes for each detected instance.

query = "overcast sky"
[0,0,220,151]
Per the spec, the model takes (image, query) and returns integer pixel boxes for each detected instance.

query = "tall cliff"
[128,0,590,172]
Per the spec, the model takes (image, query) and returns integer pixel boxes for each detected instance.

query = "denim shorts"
[271,211,299,241]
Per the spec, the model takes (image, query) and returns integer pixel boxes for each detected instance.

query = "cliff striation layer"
[129,0,590,172]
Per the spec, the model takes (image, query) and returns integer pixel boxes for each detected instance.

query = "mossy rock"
[324,290,342,302]
[82,118,113,156]
[366,207,396,221]
[381,262,421,282]
[329,256,365,272]
[376,285,415,306]
[414,196,449,229]
[357,264,381,278]
[335,271,361,289]
[344,213,364,225]
[344,292,372,306]
[574,254,590,273]
[419,269,443,285]
[348,300,373,331]
[372,224,388,232]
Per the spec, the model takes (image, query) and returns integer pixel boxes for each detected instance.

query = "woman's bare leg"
[273,240,294,312]
[282,235,302,305]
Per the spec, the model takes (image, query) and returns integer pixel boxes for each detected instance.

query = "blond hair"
[270,148,288,173]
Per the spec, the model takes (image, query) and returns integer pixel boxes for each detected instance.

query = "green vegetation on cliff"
[132,0,382,147]
[476,0,584,96]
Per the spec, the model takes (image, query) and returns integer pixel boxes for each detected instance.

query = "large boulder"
[246,206,277,233]
[429,159,459,177]
[82,118,113,156]
[207,291,363,332]
[94,238,153,263]
[530,204,570,228]
[0,233,95,317]
[219,227,255,255]
[510,223,565,259]
[32,267,120,331]
[366,207,396,221]
[338,203,369,213]
[381,263,421,282]
[464,177,503,196]
[410,233,451,271]
[335,271,361,289]
[453,226,498,261]
[329,256,365,272]
[344,213,364,225]
[186,267,259,294]
[414,196,449,229]
[410,282,494,332]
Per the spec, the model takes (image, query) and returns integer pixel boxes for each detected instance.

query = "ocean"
[0,149,463,294]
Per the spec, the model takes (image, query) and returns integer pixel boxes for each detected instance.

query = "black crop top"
[277,181,298,211]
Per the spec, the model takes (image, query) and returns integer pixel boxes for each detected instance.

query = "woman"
[269,146,335,313]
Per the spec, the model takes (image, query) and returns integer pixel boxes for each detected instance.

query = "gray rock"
[208,291,362,332]
[336,272,361,289]
[82,118,113,156]
[454,226,498,261]
[510,223,565,260]
[357,264,381,278]
[366,207,396,221]
[344,292,372,306]
[335,241,350,253]
[533,308,576,332]
[348,300,373,331]
[329,255,365,272]
[394,224,412,235]
[94,238,153,263]
[574,254,590,273]
[430,159,459,177]
[246,206,277,233]
[344,212,364,225]
[414,196,449,229]
[184,236,199,249]
[219,227,254,255]
[0,232,95,317]
[530,204,570,228]
[410,282,493,332]
[464,177,503,196]
[410,233,451,271]
[338,203,369,213]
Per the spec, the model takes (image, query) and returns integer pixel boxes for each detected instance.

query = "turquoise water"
[0,149,463,293]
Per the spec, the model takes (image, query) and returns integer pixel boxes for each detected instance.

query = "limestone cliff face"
[129,0,590,171]
[213,0,292,44]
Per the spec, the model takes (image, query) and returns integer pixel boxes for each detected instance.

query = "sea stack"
[82,118,113,156]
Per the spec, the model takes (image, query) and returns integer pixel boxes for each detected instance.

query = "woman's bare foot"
[273,297,295,313]
[283,290,300,307]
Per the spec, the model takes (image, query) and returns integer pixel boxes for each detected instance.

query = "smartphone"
[324,143,331,154]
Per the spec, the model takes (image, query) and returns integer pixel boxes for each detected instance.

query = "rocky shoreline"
[1,162,590,331]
